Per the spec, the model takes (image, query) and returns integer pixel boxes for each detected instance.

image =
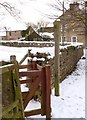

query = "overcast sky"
[0,0,80,30]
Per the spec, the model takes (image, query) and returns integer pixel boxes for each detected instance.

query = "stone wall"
[0,41,54,47]
[49,45,83,83]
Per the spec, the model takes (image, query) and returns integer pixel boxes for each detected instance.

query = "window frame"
[61,36,67,43]
[71,36,77,43]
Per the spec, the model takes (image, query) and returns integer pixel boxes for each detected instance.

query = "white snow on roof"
[0,31,6,36]
[40,32,54,38]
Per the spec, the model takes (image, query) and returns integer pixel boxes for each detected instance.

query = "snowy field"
[0,45,54,62]
[0,42,83,62]
[0,45,86,118]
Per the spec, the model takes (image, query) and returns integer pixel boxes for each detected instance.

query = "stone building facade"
[59,2,85,46]
[6,30,22,40]
[0,30,22,40]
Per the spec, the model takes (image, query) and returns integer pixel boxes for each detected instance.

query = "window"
[64,36,67,42]
[61,36,67,43]
[71,36,77,42]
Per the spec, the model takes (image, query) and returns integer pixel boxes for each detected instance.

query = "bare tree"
[0,2,21,19]
[25,20,50,31]
[0,0,37,17]
[37,20,50,29]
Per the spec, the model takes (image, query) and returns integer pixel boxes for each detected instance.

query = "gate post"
[41,66,46,115]
[41,65,51,119]
[45,65,51,119]
[10,55,25,118]
[54,19,61,96]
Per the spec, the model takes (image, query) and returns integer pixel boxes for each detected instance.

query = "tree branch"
[0,2,21,19]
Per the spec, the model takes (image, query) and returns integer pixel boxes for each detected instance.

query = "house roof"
[28,31,42,39]
[38,27,54,33]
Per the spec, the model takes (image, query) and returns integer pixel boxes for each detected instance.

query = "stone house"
[59,2,85,45]
[0,26,43,41]
[6,30,22,40]
[0,30,23,40]
[39,2,85,45]
[0,26,35,40]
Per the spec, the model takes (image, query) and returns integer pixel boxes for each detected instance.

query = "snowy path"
[51,56,85,118]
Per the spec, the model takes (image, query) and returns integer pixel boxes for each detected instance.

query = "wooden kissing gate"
[19,61,51,118]
[1,55,51,119]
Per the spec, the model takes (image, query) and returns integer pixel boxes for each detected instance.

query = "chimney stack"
[70,2,79,11]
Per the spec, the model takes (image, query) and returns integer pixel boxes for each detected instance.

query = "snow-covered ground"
[0,45,86,118]
[0,42,83,62]
[0,45,54,62]
[25,50,85,119]
[51,56,85,118]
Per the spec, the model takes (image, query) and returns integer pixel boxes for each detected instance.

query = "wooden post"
[54,19,61,96]
[85,1,87,48]
[62,1,65,45]
[45,65,51,119]
[85,45,87,119]
[41,65,51,119]
[0,63,2,118]
[10,55,16,62]
[10,55,25,118]
[41,66,46,115]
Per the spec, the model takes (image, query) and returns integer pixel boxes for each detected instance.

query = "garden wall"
[0,41,54,47]
[50,45,83,83]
